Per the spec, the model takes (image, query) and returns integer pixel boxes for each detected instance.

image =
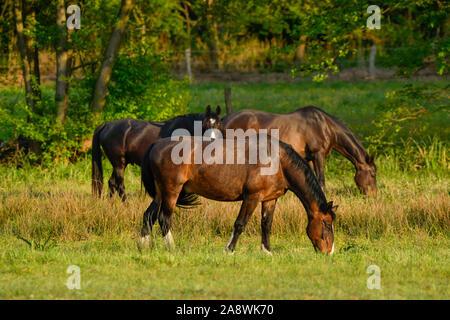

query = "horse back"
[147,136,287,202]
[222,108,332,157]
[100,119,162,165]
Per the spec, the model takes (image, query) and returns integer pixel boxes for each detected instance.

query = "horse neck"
[282,158,326,216]
[332,125,369,170]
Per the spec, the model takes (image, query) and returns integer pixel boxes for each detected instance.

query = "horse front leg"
[261,199,277,255]
[224,198,259,253]
[313,153,326,189]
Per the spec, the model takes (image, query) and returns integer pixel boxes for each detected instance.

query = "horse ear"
[369,154,375,164]
[327,201,333,211]
[327,201,338,212]
[206,105,211,115]
[216,105,221,115]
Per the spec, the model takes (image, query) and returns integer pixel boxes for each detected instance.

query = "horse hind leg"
[108,171,117,198]
[158,191,180,250]
[115,165,127,201]
[109,164,127,201]
[140,200,161,248]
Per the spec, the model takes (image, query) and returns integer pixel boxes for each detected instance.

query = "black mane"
[279,141,330,215]
[160,113,205,137]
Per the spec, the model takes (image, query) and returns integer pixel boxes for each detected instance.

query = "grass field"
[0,80,449,299]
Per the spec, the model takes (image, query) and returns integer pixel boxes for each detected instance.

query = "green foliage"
[367,83,449,153]
[377,45,431,75]
[0,51,190,166]
[435,37,450,76]
[13,230,57,251]
[104,51,190,122]
[0,89,93,165]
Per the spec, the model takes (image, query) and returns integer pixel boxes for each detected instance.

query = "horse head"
[203,105,222,139]
[307,201,337,254]
[355,154,377,196]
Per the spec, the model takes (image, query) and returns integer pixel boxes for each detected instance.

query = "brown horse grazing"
[220,106,377,196]
[91,105,221,200]
[140,134,337,254]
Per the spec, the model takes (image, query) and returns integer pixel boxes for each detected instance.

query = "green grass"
[0,153,448,299]
[188,80,449,141]
[0,79,449,299]
[1,234,448,299]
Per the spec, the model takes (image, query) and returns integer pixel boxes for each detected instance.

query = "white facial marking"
[210,119,216,125]
[330,225,335,255]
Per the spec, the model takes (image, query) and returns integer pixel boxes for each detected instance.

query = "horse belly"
[185,165,247,201]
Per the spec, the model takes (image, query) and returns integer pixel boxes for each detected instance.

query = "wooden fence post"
[369,45,376,78]
[224,87,232,114]
[185,48,192,83]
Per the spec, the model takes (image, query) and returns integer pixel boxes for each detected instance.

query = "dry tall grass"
[1,167,448,243]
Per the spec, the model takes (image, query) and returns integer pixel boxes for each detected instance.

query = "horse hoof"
[137,235,152,251]
[223,247,235,255]
[163,231,175,250]
[260,245,273,256]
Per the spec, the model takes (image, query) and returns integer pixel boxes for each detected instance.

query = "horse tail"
[176,190,201,208]
[141,143,157,199]
[141,143,200,208]
[92,123,106,197]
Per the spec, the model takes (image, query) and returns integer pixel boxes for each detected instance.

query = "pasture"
[0,80,449,299]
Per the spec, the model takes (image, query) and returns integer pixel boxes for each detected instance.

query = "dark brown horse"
[140,134,337,254]
[91,105,221,200]
[221,106,377,196]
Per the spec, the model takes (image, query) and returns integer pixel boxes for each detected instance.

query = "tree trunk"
[24,3,41,111]
[55,0,70,123]
[295,35,307,64]
[92,0,135,114]
[185,48,192,83]
[224,87,232,114]
[13,0,35,112]
[181,1,193,82]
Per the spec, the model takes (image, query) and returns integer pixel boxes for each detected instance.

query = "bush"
[104,52,190,122]
[0,52,190,166]
[367,83,449,170]
[0,90,93,165]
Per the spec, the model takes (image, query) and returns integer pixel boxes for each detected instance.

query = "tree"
[55,0,71,123]
[13,0,39,113]
[92,0,135,114]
